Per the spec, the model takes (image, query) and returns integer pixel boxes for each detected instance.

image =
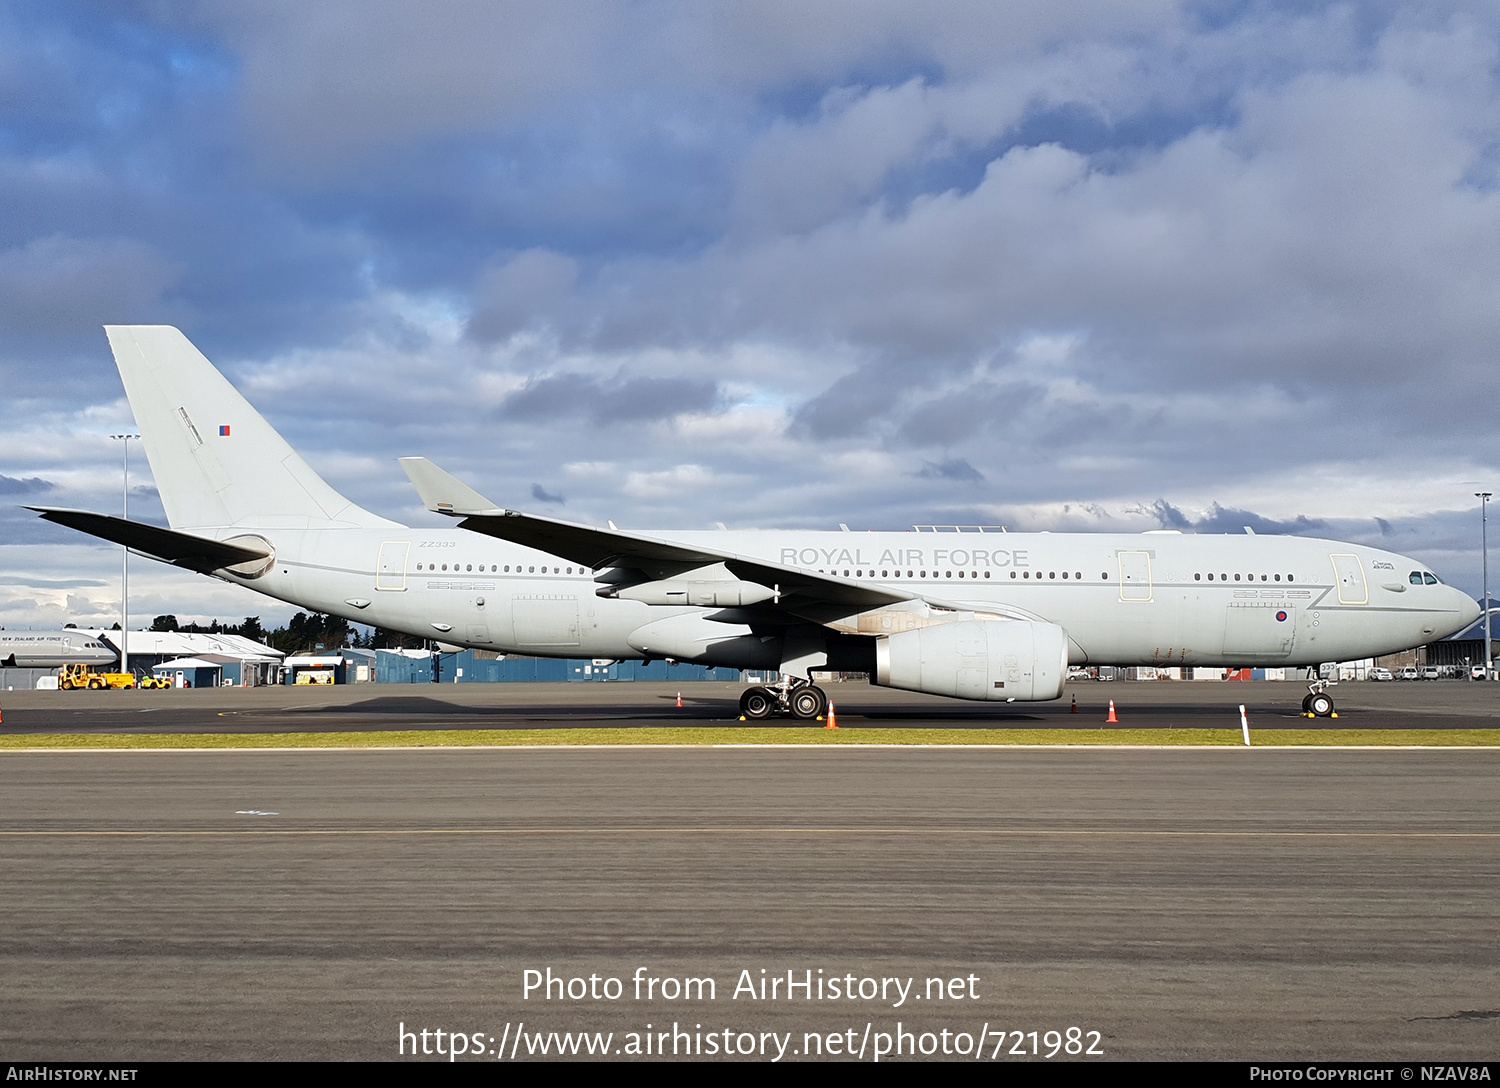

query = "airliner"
[27,326,1479,720]
[0,630,118,669]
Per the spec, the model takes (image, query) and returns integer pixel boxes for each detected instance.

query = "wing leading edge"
[398,457,933,618]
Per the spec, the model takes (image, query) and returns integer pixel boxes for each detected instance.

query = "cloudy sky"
[2,1,1499,629]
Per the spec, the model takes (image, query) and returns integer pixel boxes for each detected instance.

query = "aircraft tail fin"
[104,326,398,531]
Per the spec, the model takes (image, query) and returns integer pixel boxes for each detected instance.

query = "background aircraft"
[0,630,117,669]
[29,327,1479,720]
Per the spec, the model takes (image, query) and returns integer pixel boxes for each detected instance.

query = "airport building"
[95,630,285,686]
[373,648,744,685]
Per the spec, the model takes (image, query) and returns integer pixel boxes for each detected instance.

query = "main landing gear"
[1301,678,1338,719]
[739,679,828,721]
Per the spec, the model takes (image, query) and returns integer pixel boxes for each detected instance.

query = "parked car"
[1369,667,1393,681]
[1473,665,1489,680]
[1398,666,1420,680]
[1420,666,1442,680]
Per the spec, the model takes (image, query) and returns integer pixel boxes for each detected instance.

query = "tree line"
[148,614,427,655]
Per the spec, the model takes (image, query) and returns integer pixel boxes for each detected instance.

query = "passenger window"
[1195,574,1201,581]
[1410,572,1423,585]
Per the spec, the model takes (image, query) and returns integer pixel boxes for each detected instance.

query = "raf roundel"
[1276,610,1288,622]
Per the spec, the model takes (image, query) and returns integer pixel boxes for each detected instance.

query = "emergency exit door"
[1118,550,1153,602]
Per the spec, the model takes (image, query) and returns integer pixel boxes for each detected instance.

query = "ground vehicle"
[1369,667,1393,681]
[59,663,136,689]
[1398,666,1420,680]
[1472,665,1488,680]
[1420,666,1442,680]
[57,663,170,689]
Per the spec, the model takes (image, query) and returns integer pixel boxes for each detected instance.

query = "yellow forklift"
[58,663,170,690]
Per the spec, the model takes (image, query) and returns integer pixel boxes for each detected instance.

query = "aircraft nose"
[1456,589,1483,631]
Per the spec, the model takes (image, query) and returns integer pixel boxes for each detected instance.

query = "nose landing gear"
[739,678,829,721]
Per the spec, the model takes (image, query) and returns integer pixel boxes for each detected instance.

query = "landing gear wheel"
[1307,692,1335,718]
[740,686,776,720]
[1301,694,1314,714]
[790,685,828,721]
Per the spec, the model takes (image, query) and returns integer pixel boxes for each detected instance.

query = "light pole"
[1479,492,1493,680]
[110,434,139,679]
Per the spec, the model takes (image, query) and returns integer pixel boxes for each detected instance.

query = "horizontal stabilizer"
[398,457,504,516]
[28,507,273,574]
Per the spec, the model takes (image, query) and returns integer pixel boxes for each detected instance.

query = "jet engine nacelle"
[874,620,1068,702]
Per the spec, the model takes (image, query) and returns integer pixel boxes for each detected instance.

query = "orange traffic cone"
[1070,694,1078,714]
[1106,699,1119,724]
[676,691,683,708]
[825,701,838,729]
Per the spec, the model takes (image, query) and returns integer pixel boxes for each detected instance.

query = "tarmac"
[0,680,1497,1061]
[2,676,1500,734]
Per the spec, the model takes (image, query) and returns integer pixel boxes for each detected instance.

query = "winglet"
[399,457,506,516]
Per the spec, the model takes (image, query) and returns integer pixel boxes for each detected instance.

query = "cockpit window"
[1410,572,1423,585]
[1424,572,1440,585]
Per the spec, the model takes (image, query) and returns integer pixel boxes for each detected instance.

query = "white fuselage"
[204,526,1478,668]
[0,631,119,668]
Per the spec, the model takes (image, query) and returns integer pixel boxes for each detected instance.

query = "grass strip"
[2,727,1500,750]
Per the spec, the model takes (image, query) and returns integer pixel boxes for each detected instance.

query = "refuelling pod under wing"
[874,620,1068,702]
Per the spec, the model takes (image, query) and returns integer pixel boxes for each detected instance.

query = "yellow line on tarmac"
[0,828,1494,839]
[3,726,1500,749]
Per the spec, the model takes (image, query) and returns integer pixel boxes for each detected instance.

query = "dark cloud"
[3,3,1500,622]
[1144,499,1329,536]
[0,475,54,495]
[530,483,565,504]
[497,373,718,425]
[917,458,984,482]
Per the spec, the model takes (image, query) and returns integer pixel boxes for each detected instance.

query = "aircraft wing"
[399,457,931,616]
[26,507,272,574]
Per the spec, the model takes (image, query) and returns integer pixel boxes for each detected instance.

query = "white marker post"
[1239,704,1251,746]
